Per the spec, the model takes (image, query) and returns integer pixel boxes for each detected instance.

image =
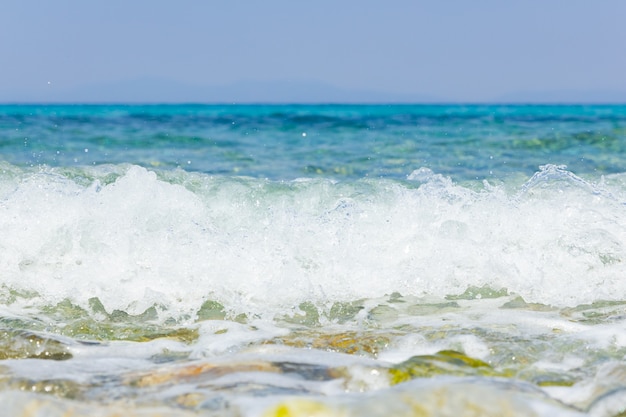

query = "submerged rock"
[0,329,73,361]
[0,391,206,417]
[259,378,585,417]
[388,350,501,384]
[267,330,391,357]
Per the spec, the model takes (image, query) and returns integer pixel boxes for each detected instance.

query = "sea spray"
[1,163,625,321]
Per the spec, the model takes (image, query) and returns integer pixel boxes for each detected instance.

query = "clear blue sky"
[2,1,625,102]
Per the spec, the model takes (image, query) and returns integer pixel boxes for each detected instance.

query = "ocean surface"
[1,104,626,416]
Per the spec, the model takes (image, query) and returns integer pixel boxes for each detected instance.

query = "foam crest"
[1,164,626,318]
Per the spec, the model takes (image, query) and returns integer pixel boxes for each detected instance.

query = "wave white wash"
[1,163,626,318]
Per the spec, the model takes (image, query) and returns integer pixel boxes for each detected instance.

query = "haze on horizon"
[1,0,625,103]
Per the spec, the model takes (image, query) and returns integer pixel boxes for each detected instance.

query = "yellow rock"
[262,399,346,417]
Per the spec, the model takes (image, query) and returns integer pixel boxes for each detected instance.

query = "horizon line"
[2,101,626,106]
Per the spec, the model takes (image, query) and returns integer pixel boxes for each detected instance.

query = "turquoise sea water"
[3,104,626,180]
[2,104,626,416]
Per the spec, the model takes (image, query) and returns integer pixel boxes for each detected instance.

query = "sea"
[1,104,626,416]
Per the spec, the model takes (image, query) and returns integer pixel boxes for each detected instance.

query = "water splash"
[519,164,619,202]
[1,164,626,320]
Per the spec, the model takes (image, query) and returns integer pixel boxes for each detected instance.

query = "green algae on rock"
[388,350,499,385]
[0,329,73,361]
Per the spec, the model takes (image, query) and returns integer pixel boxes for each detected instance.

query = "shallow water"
[1,105,626,416]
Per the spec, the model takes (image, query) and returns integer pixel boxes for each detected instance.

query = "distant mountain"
[3,78,625,104]
[496,89,626,104]
[0,78,443,104]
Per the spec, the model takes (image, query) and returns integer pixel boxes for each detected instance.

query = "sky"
[1,0,626,103]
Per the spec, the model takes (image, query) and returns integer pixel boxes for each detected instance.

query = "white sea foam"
[1,163,625,318]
